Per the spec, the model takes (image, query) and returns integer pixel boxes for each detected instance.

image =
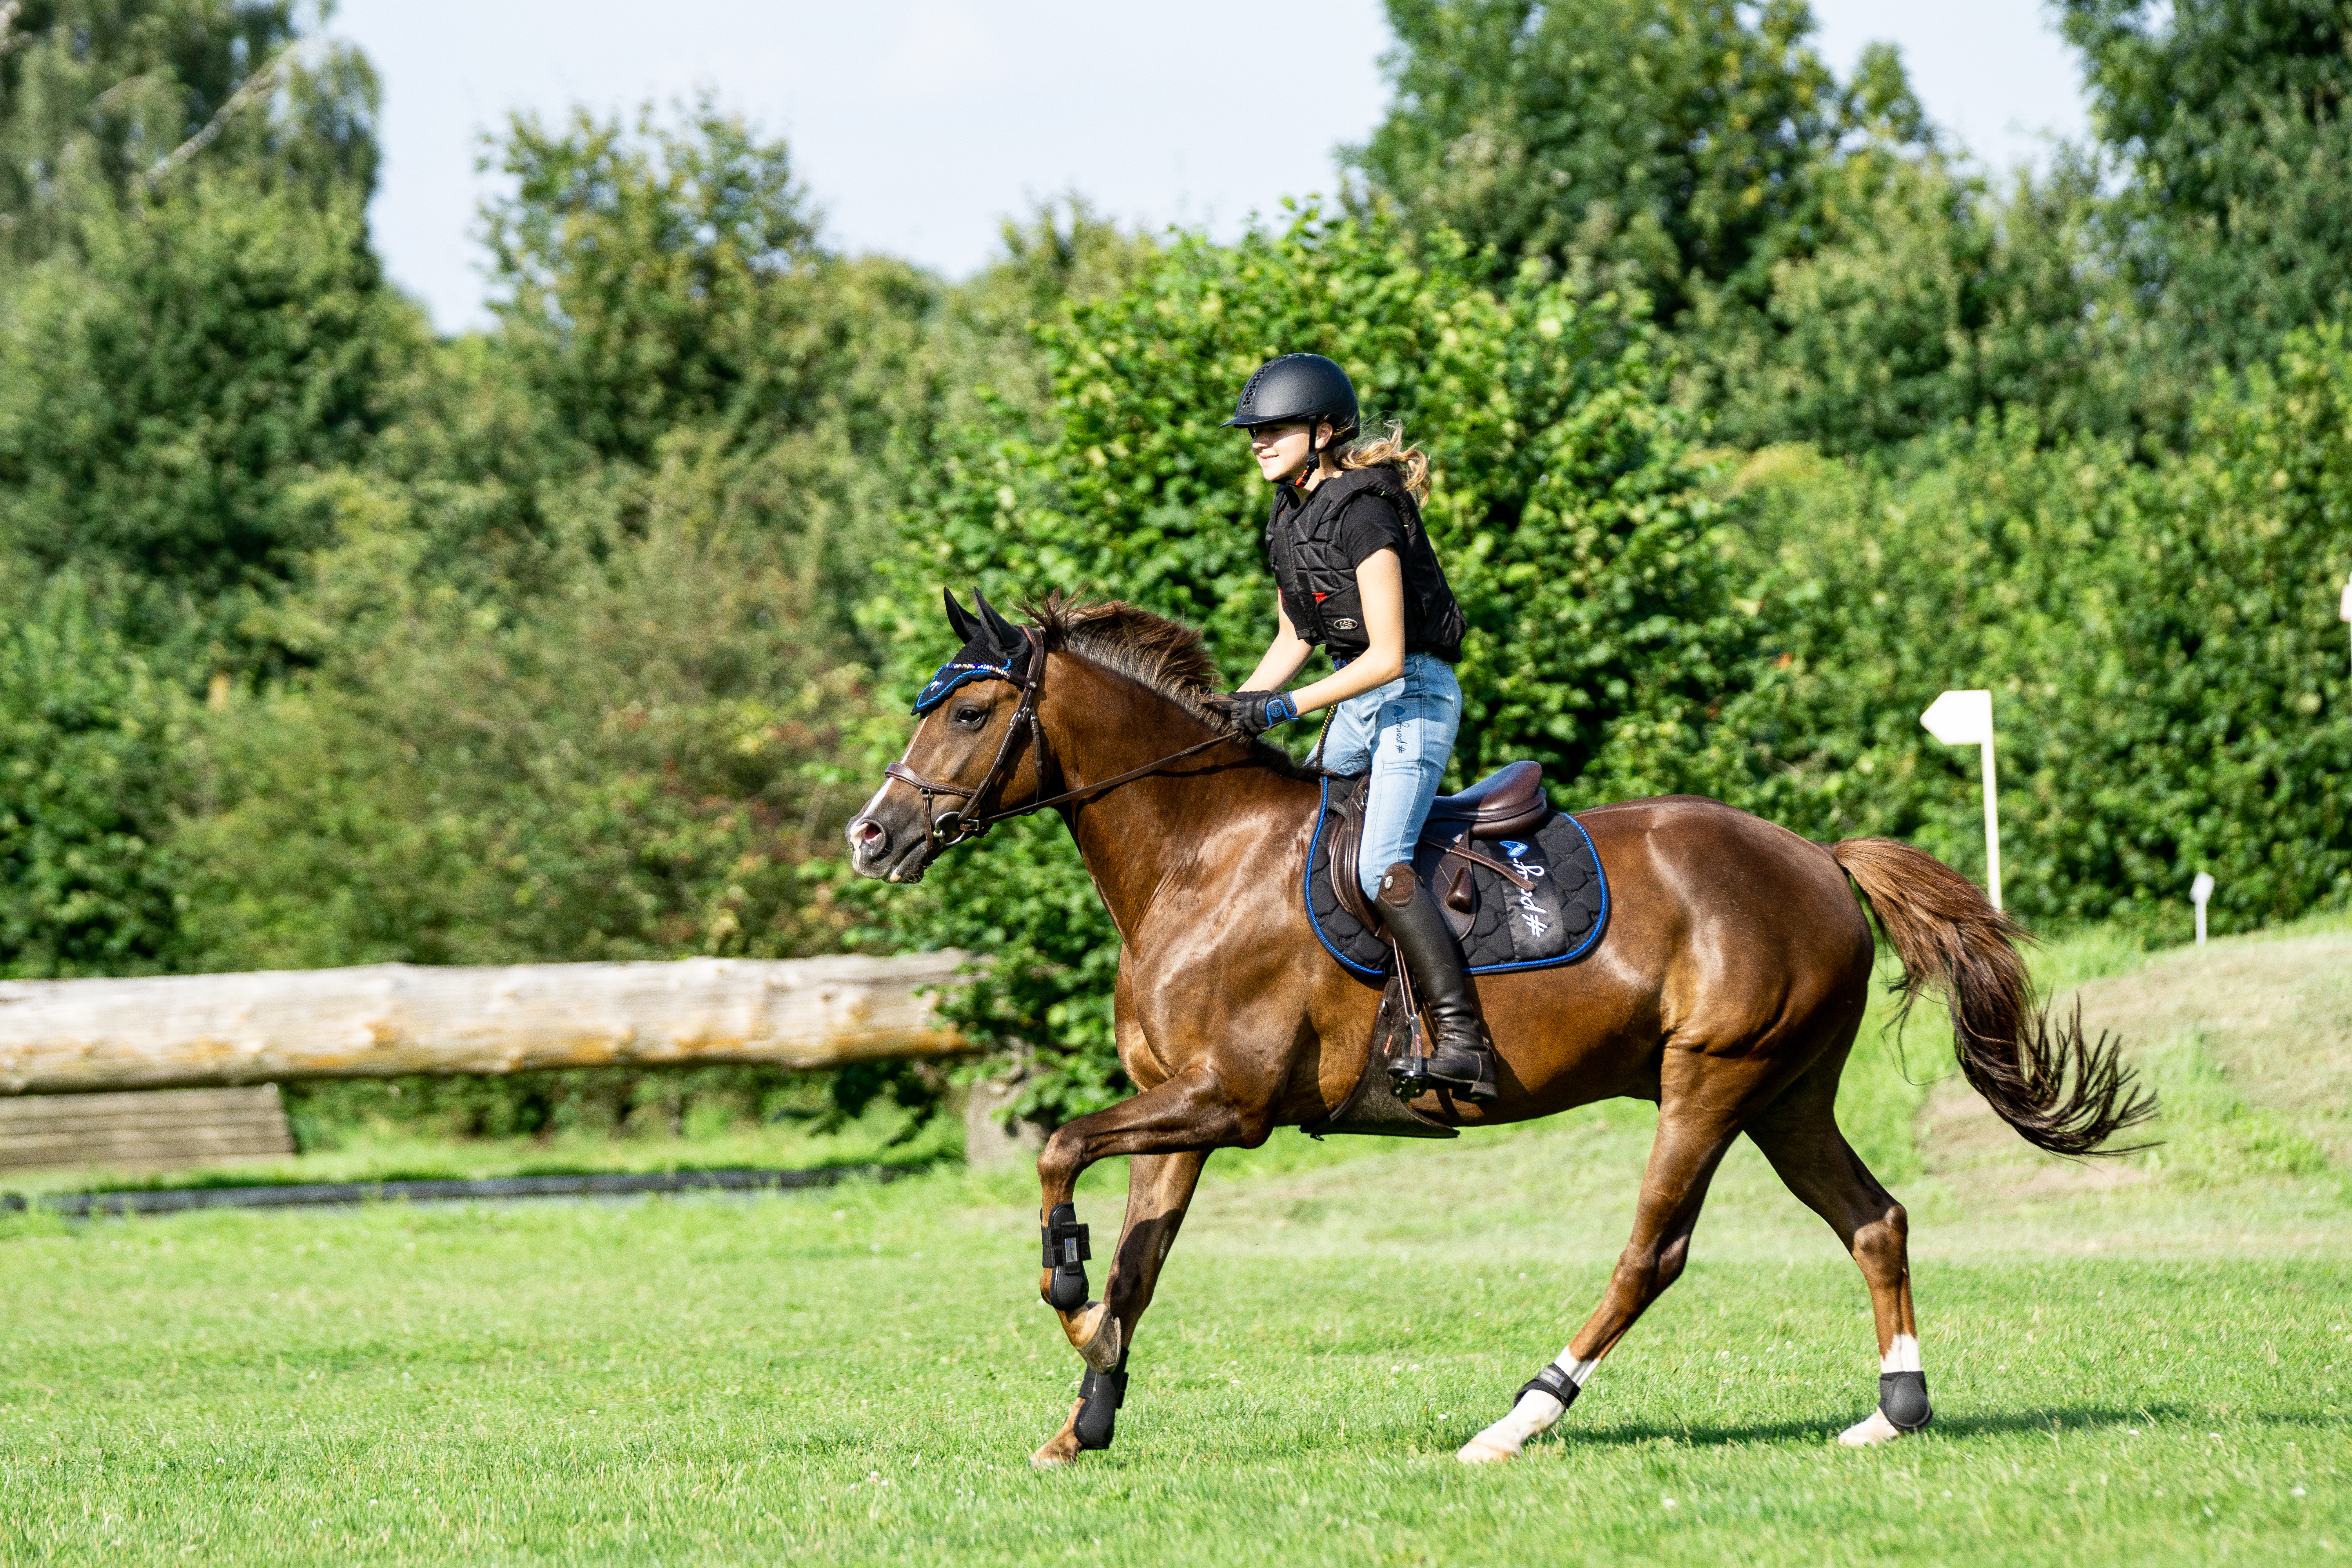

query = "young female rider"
[1200,354,1497,1101]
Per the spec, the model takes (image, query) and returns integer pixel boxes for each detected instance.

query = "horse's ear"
[974,591,1022,655]
[943,588,981,643]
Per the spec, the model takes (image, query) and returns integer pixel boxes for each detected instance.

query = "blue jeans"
[1319,652,1463,900]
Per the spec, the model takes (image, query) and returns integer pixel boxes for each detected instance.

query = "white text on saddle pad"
[1501,841,1550,940]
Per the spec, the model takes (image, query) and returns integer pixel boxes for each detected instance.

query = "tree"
[1355,0,1926,321]
[179,495,870,972]
[1690,148,2145,452]
[0,0,401,654]
[2063,0,2352,377]
[1706,327,2352,933]
[0,172,408,633]
[0,564,189,976]
[475,102,939,644]
[0,0,378,264]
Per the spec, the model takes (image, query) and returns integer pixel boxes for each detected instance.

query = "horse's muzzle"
[845,813,935,884]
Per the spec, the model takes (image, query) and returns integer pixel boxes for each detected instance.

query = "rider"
[1202,354,1498,1102]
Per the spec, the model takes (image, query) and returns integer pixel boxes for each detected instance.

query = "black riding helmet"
[1221,353,1359,442]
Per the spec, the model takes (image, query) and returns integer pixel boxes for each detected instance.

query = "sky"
[332,0,2096,335]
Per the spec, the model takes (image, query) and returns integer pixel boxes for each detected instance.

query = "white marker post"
[2191,872,2215,948]
[2340,571,2352,680]
[1920,689,2002,912]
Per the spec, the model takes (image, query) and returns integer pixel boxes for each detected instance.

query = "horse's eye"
[953,705,984,725]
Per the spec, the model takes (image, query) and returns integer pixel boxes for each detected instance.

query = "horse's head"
[846,589,1049,884]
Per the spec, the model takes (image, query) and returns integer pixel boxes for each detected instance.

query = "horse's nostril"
[855,819,884,848]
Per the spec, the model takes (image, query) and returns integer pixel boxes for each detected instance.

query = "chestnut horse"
[846,594,2149,1467]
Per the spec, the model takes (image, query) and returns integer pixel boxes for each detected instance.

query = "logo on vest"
[1331,618,1359,631]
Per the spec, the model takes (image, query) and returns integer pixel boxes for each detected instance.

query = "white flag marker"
[2191,872,2215,948]
[1920,689,2002,911]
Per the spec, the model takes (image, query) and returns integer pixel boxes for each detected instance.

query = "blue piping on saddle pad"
[1302,774,1611,982]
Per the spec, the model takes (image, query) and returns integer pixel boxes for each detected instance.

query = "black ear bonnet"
[913,589,1034,714]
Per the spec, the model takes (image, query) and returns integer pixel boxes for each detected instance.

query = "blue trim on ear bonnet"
[913,659,1016,715]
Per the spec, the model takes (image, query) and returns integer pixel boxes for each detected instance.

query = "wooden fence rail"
[0,954,971,1096]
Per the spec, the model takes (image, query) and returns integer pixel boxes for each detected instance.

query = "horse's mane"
[1022,592,1309,777]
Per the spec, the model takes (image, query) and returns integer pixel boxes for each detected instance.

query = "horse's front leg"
[1030,1064,1269,1466]
[1030,1149,1208,1466]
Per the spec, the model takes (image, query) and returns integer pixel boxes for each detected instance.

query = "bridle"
[882,625,1245,849]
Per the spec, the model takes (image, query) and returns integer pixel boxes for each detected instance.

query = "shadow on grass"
[11,1149,960,1200]
[1546,1402,2210,1449]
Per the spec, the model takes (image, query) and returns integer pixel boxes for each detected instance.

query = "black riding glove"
[1203,690,1300,737]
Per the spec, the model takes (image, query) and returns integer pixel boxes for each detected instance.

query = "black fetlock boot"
[1377,861,1500,1101]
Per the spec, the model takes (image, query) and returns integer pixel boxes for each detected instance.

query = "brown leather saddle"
[1303,760,1567,1142]
[1324,760,1551,942]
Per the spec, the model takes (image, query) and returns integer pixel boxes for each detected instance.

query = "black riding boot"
[1376,861,1500,1101]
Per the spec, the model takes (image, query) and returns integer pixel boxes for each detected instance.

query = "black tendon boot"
[1377,861,1500,1101]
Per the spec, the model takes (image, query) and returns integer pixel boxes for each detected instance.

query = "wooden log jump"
[0,954,970,1096]
[0,1085,297,1173]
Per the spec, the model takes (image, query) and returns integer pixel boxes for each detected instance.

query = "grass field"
[2,918,2347,1564]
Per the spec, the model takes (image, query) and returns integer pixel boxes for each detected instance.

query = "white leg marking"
[1839,1334,1924,1445]
[1458,1352,1598,1464]
[1838,1410,1903,1446]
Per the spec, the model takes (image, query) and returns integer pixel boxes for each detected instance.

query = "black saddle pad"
[1304,775,1608,981]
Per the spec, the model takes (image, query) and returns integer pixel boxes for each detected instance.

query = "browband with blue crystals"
[913,659,1018,715]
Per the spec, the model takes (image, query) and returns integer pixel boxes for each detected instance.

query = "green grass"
[1,918,2347,1564]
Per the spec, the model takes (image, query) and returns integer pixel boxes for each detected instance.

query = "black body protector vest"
[1265,466,1466,663]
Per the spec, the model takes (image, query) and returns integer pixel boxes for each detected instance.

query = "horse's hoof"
[1065,1302,1122,1372]
[1031,1432,1084,1468]
[1836,1410,1905,1447]
[1457,1436,1519,1465]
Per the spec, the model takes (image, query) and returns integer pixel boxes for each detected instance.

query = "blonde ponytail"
[1338,419,1432,505]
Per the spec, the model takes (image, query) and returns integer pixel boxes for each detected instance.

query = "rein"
[882,626,1246,848]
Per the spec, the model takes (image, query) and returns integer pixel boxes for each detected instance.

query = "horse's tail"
[1831,837,2155,1157]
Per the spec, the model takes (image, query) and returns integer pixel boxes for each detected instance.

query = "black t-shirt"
[1331,491,1409,572]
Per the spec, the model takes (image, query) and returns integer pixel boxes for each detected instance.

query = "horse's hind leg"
[1745,1078,1929,1446]
[1459,1063,1766,1464]
[1031,1150,1207,1468]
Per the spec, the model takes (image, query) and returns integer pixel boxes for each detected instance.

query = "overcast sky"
[331,0,2095,335]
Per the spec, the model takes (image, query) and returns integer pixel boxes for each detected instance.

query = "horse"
[845,591,2150,1468]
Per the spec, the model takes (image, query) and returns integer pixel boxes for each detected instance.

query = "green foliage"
[1708,327,2352,931]
[0,565,189,975]
[1356,0,1907,319]
[476,101,941,639]
[867,205,1744,1118]
[1355,1,2169,453]
[1691,150,2145,452]
[0,1,379,263]
[486,101,824,466]
[279,1063,908,1149]
[2063,0,2352,377]
[0,173,408,625]
[179,495,870,970]
[0,0,408,979]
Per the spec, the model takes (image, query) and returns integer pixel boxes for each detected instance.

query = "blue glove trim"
[1264,692,1300,728]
